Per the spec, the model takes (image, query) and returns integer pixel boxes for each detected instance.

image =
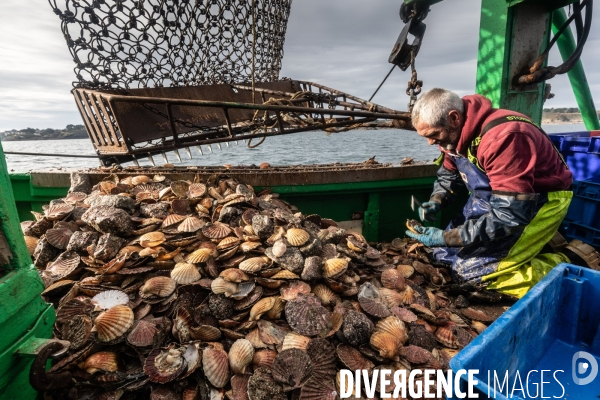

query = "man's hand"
[418,201,441,222]
[405,226,446,247]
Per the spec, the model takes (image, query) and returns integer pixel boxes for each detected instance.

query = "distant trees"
[543,107,580,113]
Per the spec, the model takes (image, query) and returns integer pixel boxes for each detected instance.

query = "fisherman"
[405,88,574,298]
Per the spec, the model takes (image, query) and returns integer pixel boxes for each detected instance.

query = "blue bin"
[560,180,600,250]
[549,132,600,182]
[449,263,600,399]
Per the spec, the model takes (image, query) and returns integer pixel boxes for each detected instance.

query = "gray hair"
[411,88,464,128]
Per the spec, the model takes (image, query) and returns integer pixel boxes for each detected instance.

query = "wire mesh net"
[48,0,293,89]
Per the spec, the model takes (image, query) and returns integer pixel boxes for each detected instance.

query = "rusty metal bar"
[72,90,102,147]
[166,104,179,145]
[223,108,234,138]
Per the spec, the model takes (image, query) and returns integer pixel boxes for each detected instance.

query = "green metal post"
[552,8,600,130]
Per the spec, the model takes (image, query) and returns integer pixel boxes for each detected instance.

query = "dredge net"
[48,0,293,89]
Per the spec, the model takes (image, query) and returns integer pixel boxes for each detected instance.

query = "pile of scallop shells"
[22,173,500,400]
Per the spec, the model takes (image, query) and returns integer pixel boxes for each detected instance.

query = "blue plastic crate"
[449,264,600,399]
[549,132,600,182]
[561,220,600,250]
[565,180,600,227]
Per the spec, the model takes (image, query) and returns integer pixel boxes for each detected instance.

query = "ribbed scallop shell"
[177,216,203,233]
[381,268,405,291]
[139,232,166,248]
[300,376,337,400]
[186,248,212,264]
[229,339,255,374]
[45,203,74,220]
[62,314,92,350]
[370,330,402,359]
[379,287,404,308]
[170,180,190,198]
[281,332,311,351]
[272,348,313,391]
[189,324,222,341]
[92,290,130,310]
[202,348,230,388]
[336,344,374,371]
[286,228,310,247]
[376,316,408,345]
[239,256,270,273]
[64,192,88,203]
[127,320,158,347]
[24,236,39,255]
[211,277,239,297]
[357,282,390,318]
[285,295,331,336]
[220,268,249,283]
[171,263,201,284]
[217,236,240,251]
[187,183,207,199]
[270,270,300,280]
[45,227,73,250]
[140,276,177,298]
[144,347,187,383]
[311,284,340,307]
[322,258,348,278]
[471,320,488,334]
[161,213,186,228]
[132,175,151,185]
[249,296,278,321]
[460,307,494,322]
[280,281,311,301]
[402,345,434,364]
[94,305,134,342]
[83,351,119,374]
[240,241,262,253]
[396,264,415,278]
[47,251,81,279]
[202,222,232,239]
[252,349,277,370]
[435,324,459,349]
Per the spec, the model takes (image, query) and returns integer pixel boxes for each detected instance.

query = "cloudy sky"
[0,0,598,131]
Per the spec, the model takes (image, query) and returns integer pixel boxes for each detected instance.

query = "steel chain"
[406,48,423,112]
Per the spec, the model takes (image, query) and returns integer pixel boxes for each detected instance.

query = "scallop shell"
[140,276,177,299]
[217,236,240,251]
[92,290,130,310]
[47,251,81,279]
[211,277,239,297]
[379,287,404,308]
[248,367,286,400]
[132,175,152,185]
[249,296,278,321]
[127,320,158,347]
[285,295,331,336]
[83,351,119,374]
[239,256,270,273]
[188,183,207,199]
[24,236,39,255]
[336,344,375,371]
[171,263,201,284]
[64,192,88,203]
[402,345,434,364]
[270,270,300,280]
[460,307,494,322]
[406,219,422,234]
[280,280,311,301]
[190,324,222,341]
[186,248,213,264]
[45,203,74,220]
[202,222,232,239]
[370,331,402,359]
[177,216,203,233]
[229,339,255,374]
[240,241,262,253]
[381,268,406,291]
[220,268,249,283]
[286,228,310,247]
[396,264,415,278]
[202,348,230,388]
[171,180,191,198]
[272,348,313,391]
[144,346,187,383]
[252,349,278,370]
[282,332,311,352]
[45,227,73,250]
[181,343,202,379]
[376,316,408,345]
[322,258,348,278]
[342,309,374,347]
[312,284,340,307]
[357,282,390,318]
[94,305,134,342]
[434,324,459,349]
[62,315,93,350]
[139,231,166,248]
[471,321,488,334]
[299,376,337,400]
[161,213,186,228]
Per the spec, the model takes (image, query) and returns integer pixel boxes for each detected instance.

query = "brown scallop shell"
[397,264,415,278]
[171,199,191,215]
[471,320,488,334]
[202,347,230,388]
[357,282,390,318]
[94,305,134,342]
[281,332,311,352]
[381,268,406,291]
[202,222,232,239]
[170,263,201,284]
[435,324,459,349]
[132,175,151,185]
[62,314,92,350]
[83,351,119,374]
[189,324,222,341]
[219,268,249,283]
[336,344,375,371]
[285,228,310,247]
[252,349,277,370]
[299,376,337,400]
[248,367,286,400]
[45,203,74,220]
[140,276,177,299]
[144,346,187,383]
[161,213,186,228]
[171,180,191,198]
[271,348,313,391]
[229,339,255,374]
[402,345,434,364]
[239,256,270,273]
[249,296,278,321]
[240,241,262,253]
[280,280,311,301]
[322,258,348,278]
[55,298,94,324]
[186,248,212,264]
[127,320,158,347]
[460,307,495,322]
[379,287,404,309]
[188,183,207,199]
[24,236,39,255]
[139,232,166,248]
[211,277,239,297]
[312,284,340,307]
[217,236,240,251]
[45,227,73,250]
[370,330,402,359]
[231,374,251,400]
[285,294,331,336]
[47,251,81,279]
[306,338,336,377]
[176,216,203,233]
[270,270,300,280]
[64,192,88,203]
[376,315,408,345]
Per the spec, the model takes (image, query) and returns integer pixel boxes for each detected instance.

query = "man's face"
[414,110,462,149]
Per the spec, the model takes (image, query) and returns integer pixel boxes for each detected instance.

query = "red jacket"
[441,95,572,193]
